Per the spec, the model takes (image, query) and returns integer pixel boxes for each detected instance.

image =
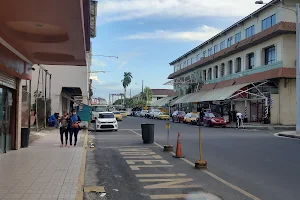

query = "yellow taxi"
[183,112,199,125]
[113,111,123,121]
[157,112,170,120]
[120,111,127,117]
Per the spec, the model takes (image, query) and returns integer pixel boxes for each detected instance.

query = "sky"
[90,0,268,101]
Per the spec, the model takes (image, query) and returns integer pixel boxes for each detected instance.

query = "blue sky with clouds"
[90,0,267,100]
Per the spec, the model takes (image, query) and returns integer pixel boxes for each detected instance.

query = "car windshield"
[92,106,108,112]
[178,111,185,115]
[206,113,215,118]
[191,114,198,118]
[99,113,114,118]
[113,112,120,114]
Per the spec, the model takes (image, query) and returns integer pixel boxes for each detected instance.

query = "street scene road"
[84,117,300,200]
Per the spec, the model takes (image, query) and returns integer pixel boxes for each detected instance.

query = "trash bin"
[141,123,154,144]
[21,128,30,148]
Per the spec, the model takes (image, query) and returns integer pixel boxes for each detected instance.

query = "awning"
[151,96,178,107]
[172,83,250,105]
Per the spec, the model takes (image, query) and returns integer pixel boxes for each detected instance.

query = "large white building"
[168,0,297,125]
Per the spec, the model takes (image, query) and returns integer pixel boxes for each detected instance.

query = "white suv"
[140,110,148,117]
[90,112,118,131]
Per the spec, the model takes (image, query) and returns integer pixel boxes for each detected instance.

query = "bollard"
[195,127,207,169]
[163,123,173,152]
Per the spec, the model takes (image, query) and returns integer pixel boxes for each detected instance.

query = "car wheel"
[222,126,226,128]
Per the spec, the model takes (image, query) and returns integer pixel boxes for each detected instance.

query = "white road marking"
[129,129,261,200]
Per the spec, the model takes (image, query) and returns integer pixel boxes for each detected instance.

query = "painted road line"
[130,129,261,200]
[118,146,202,199]
[123,155,163,159]
[130,165,174,170]
[136,174,187,178]
[150,194,189,199]
[139,178,201,189]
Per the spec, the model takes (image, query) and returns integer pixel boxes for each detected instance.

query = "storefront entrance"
[0,87,15,153]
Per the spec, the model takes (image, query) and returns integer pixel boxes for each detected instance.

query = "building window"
[203,70,207,81]
[214,44,219,53]
[215,66,218,79]
[203,51,207,58]
[187,59,190,66]
[227,37,233,47]
[235,32,241,43]
[191,57,194,64]
[220,40,226,50]
[221,63,225,77]
[208,68,212,80]
[236,57,242,73]
[184,61,187,68]
[262,14,276,31]
[248,53,254,69]
[265,46,276,65]
[197,54,201,61]
[208,48,212,56]
[229,60,233,74]
[180,63,182,69]
[245,25,255,38]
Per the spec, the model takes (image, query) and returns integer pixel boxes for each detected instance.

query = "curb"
[226,126,295,131]
[278,133,300,139]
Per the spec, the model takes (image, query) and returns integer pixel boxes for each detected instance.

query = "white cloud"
[90,75,104,84]
[98,0,266,24]
[119,25,221,42]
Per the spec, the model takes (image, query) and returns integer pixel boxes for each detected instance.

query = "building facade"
[0,0,92,153]
[168,0,297,125]
[133,89,176,104]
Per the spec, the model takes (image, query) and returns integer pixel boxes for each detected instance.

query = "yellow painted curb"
[76,129,88,200]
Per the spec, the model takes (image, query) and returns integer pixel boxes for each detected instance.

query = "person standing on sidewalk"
[59,110,69,147]
[69,109,81,147]
[236,111,243,129]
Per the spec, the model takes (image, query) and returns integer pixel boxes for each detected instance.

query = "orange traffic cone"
[173,132,184,158]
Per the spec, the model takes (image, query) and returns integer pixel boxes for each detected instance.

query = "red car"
[172,111,186,123]
[203,112,227,127]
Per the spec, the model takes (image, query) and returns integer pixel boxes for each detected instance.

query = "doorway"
[0,87,15,153]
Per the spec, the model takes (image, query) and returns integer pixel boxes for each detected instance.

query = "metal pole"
[36,67,41,131]
[49,74,52,100]
[199,127,203,161]
[167,125,170,145]
[27,80,31,129]
[44,71,47,128]
[296,3,300,133]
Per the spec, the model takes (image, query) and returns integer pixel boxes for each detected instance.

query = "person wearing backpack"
[69,109,81,147]
[59,110,69,147]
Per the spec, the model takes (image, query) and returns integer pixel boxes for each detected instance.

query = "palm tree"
[143,87,152,104]
[121,72,133,104]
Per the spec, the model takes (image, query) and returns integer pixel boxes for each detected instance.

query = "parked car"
[172,111,186,123]
[140,110,148,117]
[91,112,118,131]
[113,111,123,121]
[183,113,198,124]
[157,112,170,120]
[150,109,161,118]
[203,112,227,127]
[120,111,127,117]
[135,111,141,117]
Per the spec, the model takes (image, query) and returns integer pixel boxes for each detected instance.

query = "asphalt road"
[84,116,300,200]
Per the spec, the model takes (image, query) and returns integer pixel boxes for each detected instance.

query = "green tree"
[143,87,152,104]
[121,72,133,104]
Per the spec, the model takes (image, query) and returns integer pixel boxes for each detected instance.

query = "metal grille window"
[236,57,242,73]
[208,68,212,80]
[262,14,276,30]
[221,63,225,77]
[229,60,233,74]
[245,25,255,38]
[265,46,276,65]
[215,66,218,79]
[248,53,254,69]
[203,70,207,81]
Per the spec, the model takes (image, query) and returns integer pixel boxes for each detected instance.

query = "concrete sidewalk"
[0,128,87,200]
[226,122,295,130]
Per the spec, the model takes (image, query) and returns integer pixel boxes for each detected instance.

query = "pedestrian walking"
[236,111,243,129]
[69,109,81,147]
[59,110,69,147]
